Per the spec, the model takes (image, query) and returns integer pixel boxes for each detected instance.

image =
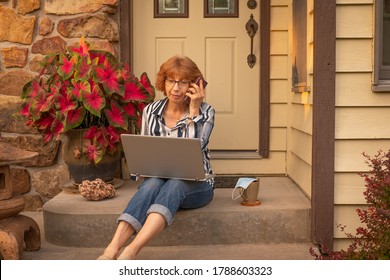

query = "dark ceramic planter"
[63,129,121,184]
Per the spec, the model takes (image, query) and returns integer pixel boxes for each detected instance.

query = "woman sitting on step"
[98,55,215,260]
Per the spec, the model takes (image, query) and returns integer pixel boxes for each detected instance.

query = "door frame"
[119,0,270,159]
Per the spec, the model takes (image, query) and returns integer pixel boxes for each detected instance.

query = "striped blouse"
[141,97,215,186]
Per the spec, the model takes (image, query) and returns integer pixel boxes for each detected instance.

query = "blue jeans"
[117,178,214,232]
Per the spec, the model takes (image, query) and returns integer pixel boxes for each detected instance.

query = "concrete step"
[22,210,315,260]
[24,241,314,260]
[43,177,311,248]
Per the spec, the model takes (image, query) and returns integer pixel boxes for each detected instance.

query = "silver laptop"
[120,134,213,181]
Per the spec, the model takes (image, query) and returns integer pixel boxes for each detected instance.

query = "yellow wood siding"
[334,173,366,204]
[287,153,312,196]
[271,6,289,31]
[220,1,290,176]
[289,128,312,196]
[334,205,367,239]
[336,0,373,4]
[336,5,373,38]
[335,139,390,172]
[270,128,288,151]
[336,73,390,106]
[271,0,290,5]
[270,56,289,78]
[271,31,289,54]
[286,0,314,198]
[336,39,372,72]
[271,104,288,127]
[333,204,368,250]
[281,0,387,248]
[290,103,312,136]
[336,108,390,139]
[273,0,390,250]
[290,129,312,164]
[269,3,289,174]
[332,1,390,249]
[270,80,288,103]
[213,153,287,174]
[271,0,388,249]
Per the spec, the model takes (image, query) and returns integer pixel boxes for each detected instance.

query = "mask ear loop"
[232,178,258,201]
[232,186,247,200]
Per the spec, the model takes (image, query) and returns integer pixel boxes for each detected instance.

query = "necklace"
[174,111,188,123]
[164,108,188,126]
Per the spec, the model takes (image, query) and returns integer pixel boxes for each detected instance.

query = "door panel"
[205,38,235,113]
[132,0,260,150]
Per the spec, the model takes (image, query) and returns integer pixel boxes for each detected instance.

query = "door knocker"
[247,0,257,9]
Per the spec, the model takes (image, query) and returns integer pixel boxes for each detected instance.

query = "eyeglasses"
[165,79,190,89]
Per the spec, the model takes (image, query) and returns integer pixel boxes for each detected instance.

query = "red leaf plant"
[310,150,390,260]
[20,37,155,164]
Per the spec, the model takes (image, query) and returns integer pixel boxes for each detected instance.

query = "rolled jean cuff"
[117,213,143,233]
[147,204,174,225]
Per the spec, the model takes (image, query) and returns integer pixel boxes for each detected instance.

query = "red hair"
[155,55,203,95]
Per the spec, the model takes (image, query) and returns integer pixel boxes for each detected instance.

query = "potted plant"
[20,37,155,183]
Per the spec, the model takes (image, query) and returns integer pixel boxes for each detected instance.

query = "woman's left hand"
[186,79,205,117]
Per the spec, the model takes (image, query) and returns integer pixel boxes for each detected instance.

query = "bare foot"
[97,247,119,260]
[97,255,115,260]
[117,246,137,260]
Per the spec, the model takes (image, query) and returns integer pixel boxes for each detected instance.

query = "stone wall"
[0,0,121,209]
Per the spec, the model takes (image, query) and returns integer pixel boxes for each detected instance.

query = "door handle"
[246,14,258,68]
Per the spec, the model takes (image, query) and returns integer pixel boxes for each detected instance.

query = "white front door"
[132,0,260,151]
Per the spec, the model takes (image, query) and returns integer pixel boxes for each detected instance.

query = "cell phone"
[195,77,208,88]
